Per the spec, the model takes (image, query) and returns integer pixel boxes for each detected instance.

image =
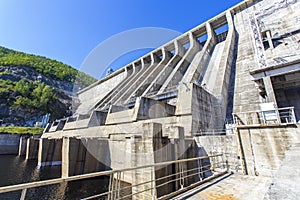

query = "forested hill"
[0,46,97,126]
[0,46,96,88]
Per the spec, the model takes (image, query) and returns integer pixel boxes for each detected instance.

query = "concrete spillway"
[202,41,226,93]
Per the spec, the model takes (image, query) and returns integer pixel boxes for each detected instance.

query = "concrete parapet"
[176,83,218,134]
[88,111,107,127]
[63,111,107,130]
[105,108,135,125]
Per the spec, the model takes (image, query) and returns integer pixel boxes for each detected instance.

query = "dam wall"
[34,0,300,198]
[0,134,20,155]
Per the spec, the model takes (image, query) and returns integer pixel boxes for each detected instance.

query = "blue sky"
[0,0,242,78]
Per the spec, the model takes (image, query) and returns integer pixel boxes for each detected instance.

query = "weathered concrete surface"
[77,69,127,115]
[194,135,241,172]
[62,137,110,177]
[183,142,300,200]
[264,144,300,200]
[237,126,300,176]
[185,173,271,200]
[0,134,20,155]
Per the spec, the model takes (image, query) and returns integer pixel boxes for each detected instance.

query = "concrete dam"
[2,0,300,199]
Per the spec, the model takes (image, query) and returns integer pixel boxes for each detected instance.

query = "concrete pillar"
[266,30,274,49]
[131,136,156,200]
[236,128,257,176]
[25,138,39,160]
[18,136,28,156]
[38,138,62,167]
[62,137,69,178]
[130,123,163,200]
[263,76,277,105]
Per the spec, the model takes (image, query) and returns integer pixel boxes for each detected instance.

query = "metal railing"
[0,154,227,200]
[232,107,296,126]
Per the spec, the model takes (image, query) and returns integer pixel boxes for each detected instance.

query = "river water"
[0,155,109,200]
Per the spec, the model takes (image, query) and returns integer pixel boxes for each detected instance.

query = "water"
[0,155,109,200]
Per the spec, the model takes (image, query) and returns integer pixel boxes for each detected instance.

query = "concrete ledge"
[63,119,90,130]
[106,109,135,125]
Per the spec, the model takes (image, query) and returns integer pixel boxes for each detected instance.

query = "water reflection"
[0,155,109,200]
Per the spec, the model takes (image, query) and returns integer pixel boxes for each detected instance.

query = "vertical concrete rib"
[113,53,161,105]
[158,32,200,94]
[122,48,173,103]
[181,22,217,84]
[103,59,150,107]
[94,65,133,110]
[95,62,144,110]
[142,40,185,96]
[212,11,237,128]
[213,11,236,98]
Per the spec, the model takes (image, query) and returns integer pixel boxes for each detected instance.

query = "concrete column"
[25,138,39,160]
[236,128,256,176]
[263,76,277,105]
[266,30,274,49]
[131,138,156,200]
[18,136,28,156]
[62,137,70,178]
[209,11,237,130]
[130,123,162,200]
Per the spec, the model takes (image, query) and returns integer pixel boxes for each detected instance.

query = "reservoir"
[0,155,108,200]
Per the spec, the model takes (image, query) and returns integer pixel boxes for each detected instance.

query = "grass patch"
[0,126,44,135]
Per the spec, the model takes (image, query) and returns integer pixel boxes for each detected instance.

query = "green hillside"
[0,46,97,126]
[0,46,96,87]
